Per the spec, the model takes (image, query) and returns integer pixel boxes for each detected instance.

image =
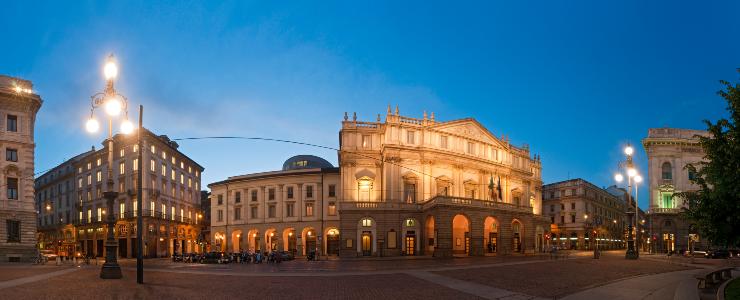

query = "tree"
[680,69,740,248]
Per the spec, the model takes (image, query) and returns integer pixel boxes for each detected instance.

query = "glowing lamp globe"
[627,168,637,177]
[105,98,122,116]
[634,175,643,183]
[624,146,634,156]
[120,120,134,134]
[614,173,624,182]
[86,118,99,133]
[104,60,118,80]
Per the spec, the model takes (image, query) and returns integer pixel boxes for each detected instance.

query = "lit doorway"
[405,231,416,255]
[361,231,372,256]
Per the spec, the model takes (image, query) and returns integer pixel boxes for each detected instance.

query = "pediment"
[432,119,506,147]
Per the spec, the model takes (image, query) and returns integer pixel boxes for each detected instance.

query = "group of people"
[171,249,295,264]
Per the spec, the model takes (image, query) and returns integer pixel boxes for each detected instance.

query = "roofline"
[208,167,339,188]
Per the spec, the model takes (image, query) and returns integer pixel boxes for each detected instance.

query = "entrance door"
[327,235,340,256]
[405,231,416,256]
[96,240,104,257]
[118,238,127,257]
[513,233,521,252]
[361,232,372,256]
[488,233,498,253]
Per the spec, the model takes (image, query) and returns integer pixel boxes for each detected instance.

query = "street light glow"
[104,58,118,80]
[614,173,624,182]
[624,146,634,156]
[634,175,643,183]
[627,168,637,177]
[104,97,122,116]
[86,118,99,133]
[120,119,134,134]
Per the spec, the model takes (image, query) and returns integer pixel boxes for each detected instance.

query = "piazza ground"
[0,251,737,300]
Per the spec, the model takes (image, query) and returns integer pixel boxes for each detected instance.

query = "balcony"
[649,207,681,214]
[339,195,533,214]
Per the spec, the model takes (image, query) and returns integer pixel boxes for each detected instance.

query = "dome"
[282,155,333,171]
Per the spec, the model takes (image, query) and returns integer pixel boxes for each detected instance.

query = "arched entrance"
[535,226,544,253]
[214,232,226,252]
[265,228,278,252]
[302,227,317,256]
[452,214,470,255]
[325,228,340,256]
[512,220,523,253]
[402,218,419,256]
[231,230,243,252]
[247,229,260,251]
[484,217,498,254]
[282,228,297,254]
[425,215,435,255]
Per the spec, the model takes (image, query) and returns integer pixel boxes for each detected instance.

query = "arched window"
[361,218,373,227]
[661,162,672,180]
[358,177,373,201]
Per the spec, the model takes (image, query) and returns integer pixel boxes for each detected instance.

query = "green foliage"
[680,69,740,248]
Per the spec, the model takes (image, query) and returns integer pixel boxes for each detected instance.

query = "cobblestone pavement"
[0,250,729,300]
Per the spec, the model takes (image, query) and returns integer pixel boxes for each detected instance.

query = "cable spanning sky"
[1,1,738,209]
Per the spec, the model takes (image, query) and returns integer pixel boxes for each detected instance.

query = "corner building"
[36,130,205,258]
[0,76,42,262]
[642,128,707,253]
[210,107,549,258]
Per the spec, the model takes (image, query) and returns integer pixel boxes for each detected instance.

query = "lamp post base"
[100,262,123,279]
[625,240,639,259]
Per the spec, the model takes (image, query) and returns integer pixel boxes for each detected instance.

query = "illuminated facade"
[36,130,205,258]
[542,179,626,251]
[210,106,548,257]
[642,127,707,253]
[0,75,42,262]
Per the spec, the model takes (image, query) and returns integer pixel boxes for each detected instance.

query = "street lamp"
[86,54,130,279]
[613,144,641,259]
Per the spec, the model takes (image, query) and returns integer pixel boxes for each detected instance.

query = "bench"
[695,267,734,289]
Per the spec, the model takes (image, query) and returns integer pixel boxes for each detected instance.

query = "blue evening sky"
[2,1,738,209]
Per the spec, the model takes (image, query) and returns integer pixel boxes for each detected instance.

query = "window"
[96,158,101,166]
[6,220,20,243]
[235,192,241,203]
[560,215,565,224]
[6,178,18,199]
[171,170,175,180]
[251,190,258,201]
[150,201,155,216]
[150,145,156,153]
[96,171,101,182]
[234,207,241,220]
[133,159,139,171]
[6,115,18,132]
[404,183,416,203]
[550,216,555,224]
[161,164,166,176]
[361,218,373,227]
[250,206,257,219]
[362,135,371,148]
[268,205,275,218]
[150,159,155,172]
[303,185,312,198]
[328,202,337,216]
[662,162,672,180]
[87,209,92,222]
[171,206,175,221]
[180,173,184,184]
[97,207,102,222]
[305,203,314,216]
[467,142,476,155]
[119,162,125,175]
[571,203,575,210]
[6,148,17,162]
[688,169,697,181]
[120,203,125,219]
[286,203,294,217]
[162,151,167,159]
[180,161,184,169]
[287,187,294,199]
[550,204,554,212]
[119,149,125,157]
[133,200,138,217]
[268,188,275,200]
[217,210,223,222]
[328,184,336,197]
[87,174,92,185]
[440,135,448,149]
[217,194,223,205]
[171,157,175,164]
[570,215,576,223]
[407,131,415,144]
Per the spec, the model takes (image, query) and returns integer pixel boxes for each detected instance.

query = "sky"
[1,1,738,209]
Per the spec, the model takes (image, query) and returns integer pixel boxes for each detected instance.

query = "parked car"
[687,250,706,257]
[40,250,58,261]
[705,249,730,259]
[277,251,295,261]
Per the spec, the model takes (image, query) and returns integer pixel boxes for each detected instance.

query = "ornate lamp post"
[614,145,641,259]
[86,54,133,279]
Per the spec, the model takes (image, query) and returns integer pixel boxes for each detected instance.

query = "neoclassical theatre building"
[210,107,549,257]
